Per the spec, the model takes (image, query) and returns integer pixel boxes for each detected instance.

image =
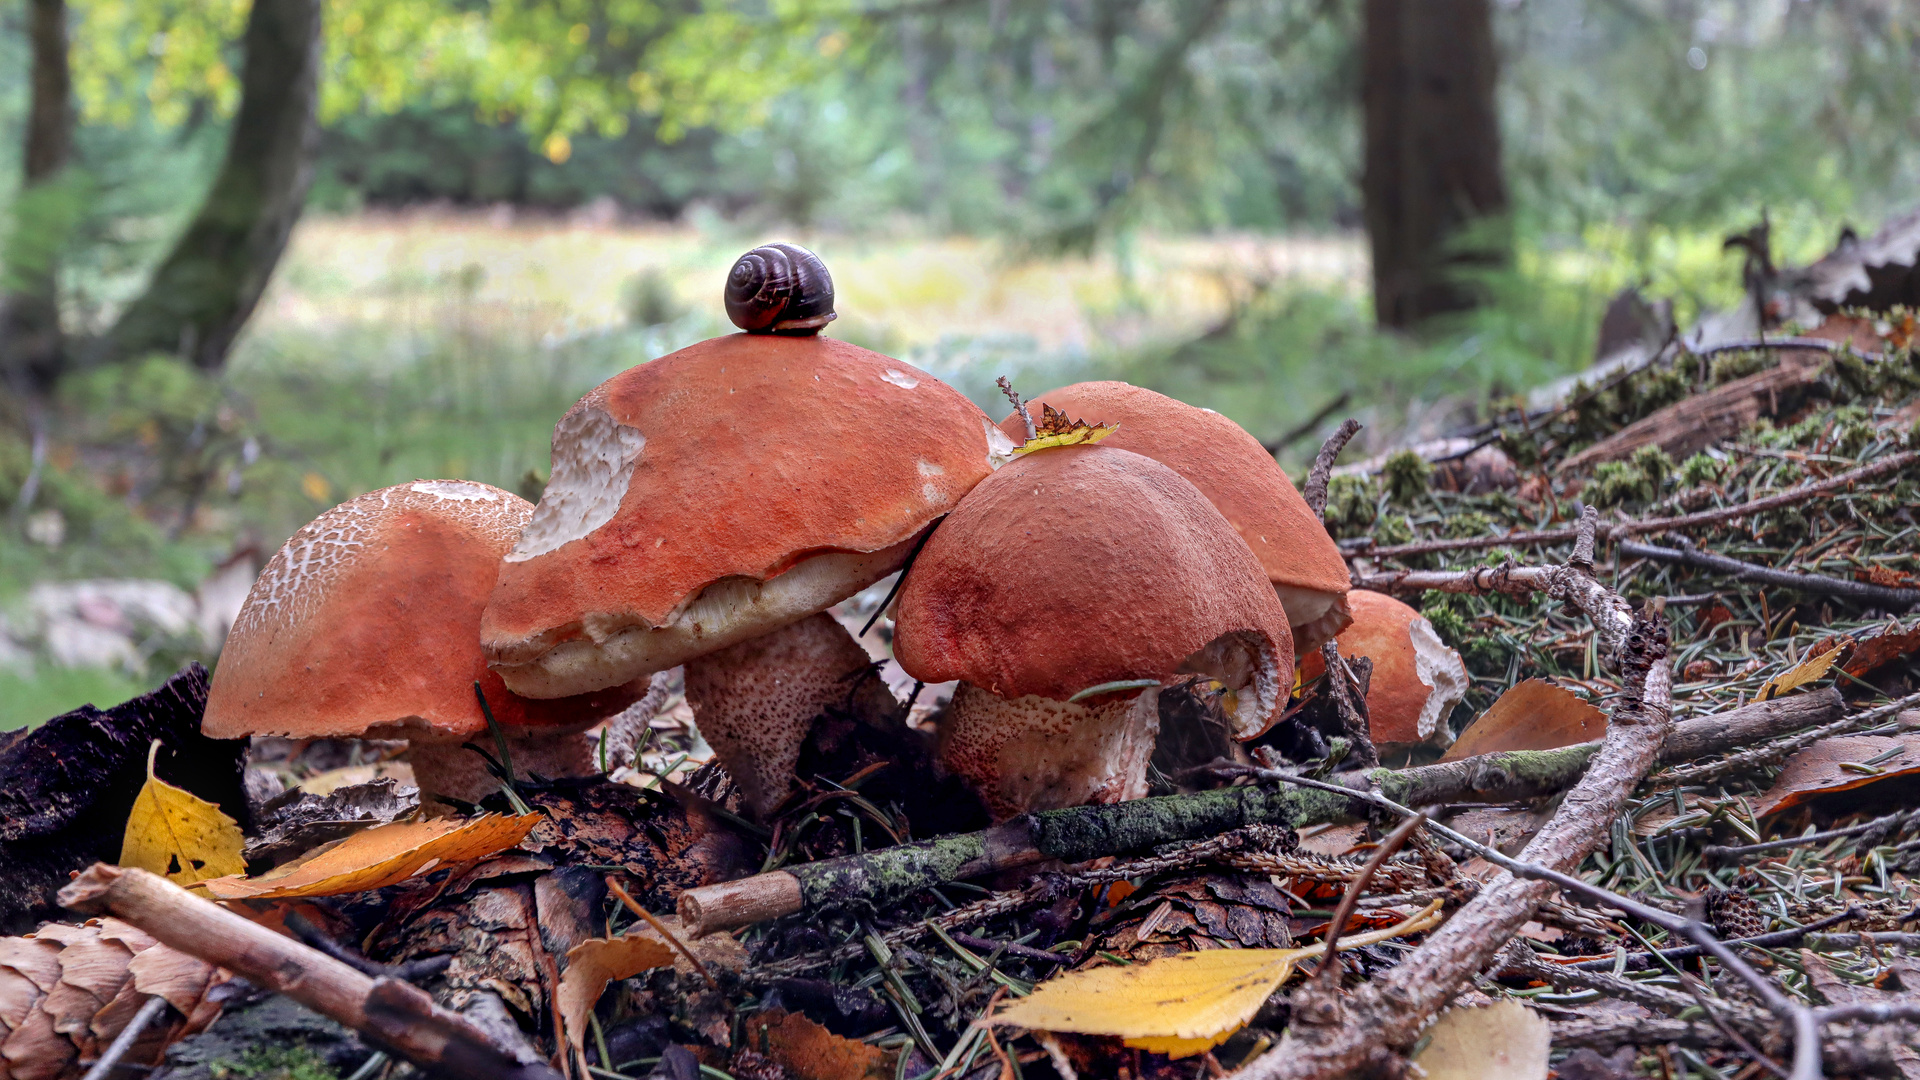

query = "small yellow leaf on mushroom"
[119,741,247,885]
[1014,404,1118,455]
[991,902,1442,1057]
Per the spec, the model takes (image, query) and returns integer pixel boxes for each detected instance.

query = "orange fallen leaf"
[1814,619,1920,679]
[201,813,540,899]
[1749,734,1920,817]
[740,1008,896,1080]
[1756,644,1848,702]
[1440,679,1605,762]
[557,935,676,1052]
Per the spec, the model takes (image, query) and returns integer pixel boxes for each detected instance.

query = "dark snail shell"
[725,243,836,335]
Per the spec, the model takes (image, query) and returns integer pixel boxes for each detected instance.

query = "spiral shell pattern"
[724,243,836,334]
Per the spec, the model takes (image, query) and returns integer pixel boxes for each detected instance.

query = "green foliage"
[209,1045,338,1080]
[0,666,150,730]
[1321,474,1378,540]
[1678,452,1722,490]
[1581,446,1672,509]
[623,268,686,327]
[1709,350,1772,386]
[1381,450,1431,506]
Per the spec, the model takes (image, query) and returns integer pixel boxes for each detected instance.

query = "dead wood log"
[56,865,563,1080]
[1557,351,1826,473]
[677,687,1840,936]
[0,664,249,933]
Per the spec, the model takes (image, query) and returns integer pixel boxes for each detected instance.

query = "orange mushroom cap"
[997,381,1351,652]
[892,444,1293,736]
[1299,589,1468,752]
[481,333,1010,698]
[203,481,644,744]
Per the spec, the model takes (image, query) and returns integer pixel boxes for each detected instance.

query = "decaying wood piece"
[1557,350,1827,472]
[678,679,1836,936]
[0,918,226,1080]
[56,864,563,1080]
[1234,546,1672,1078]
[0,664,249,933]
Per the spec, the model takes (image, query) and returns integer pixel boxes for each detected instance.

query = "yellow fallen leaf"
[1412,1001,1550,1080]
[993,901,1443,1057]
[200,813,539,899]
[1757,643,1847,701]
[1014,403,1118,455]
[120,741,246,885]
[557,935,676,1051]
[300,471,333,502]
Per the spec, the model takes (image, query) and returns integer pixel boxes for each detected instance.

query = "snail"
[725,243,836,335]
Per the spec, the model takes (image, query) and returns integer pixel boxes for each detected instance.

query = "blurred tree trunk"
[1,0,74,394]
[104,0,321,370]
[1362,0,1509,329]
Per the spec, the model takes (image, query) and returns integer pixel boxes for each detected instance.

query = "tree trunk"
[104,0,321,370]
[1361,0,1509,329]
[1,0,74,394]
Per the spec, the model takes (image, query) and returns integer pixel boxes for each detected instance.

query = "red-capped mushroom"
[999,381,1351,654]
[1299,589,1468,754]
[202,481,648,811]
[481,263,1013,817]
[891,444,1294,820]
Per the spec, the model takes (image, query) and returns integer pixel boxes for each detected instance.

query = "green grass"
[0,665,150,730]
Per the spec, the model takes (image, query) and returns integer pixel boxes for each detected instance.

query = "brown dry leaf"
[1294,822,1367,856]
[993,902,1443,1058]
[1756,644,1848,701]
[118,741,247,886]
[1749,733,1920,816]
[557,935,676,1052]
[1014,403,1119,455]
[1822,620,1920,678]
[200,813,540,899]
[1411,1001,1551,1080]
[740,1008,895,1080]
[1440,679,1605,761]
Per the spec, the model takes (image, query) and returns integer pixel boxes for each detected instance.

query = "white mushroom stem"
[408,727,598,815]
[937,683,1162,822]
[682,611,893,819]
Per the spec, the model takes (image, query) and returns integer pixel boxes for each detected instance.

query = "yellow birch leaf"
[120,741,247,885]
[993,902,1442,1057]
[199,813,540,900]
[1412,1001,1551,1080]
[1757,644,1847,702]
[558,935,676,1051]
[1014,403,1118,455]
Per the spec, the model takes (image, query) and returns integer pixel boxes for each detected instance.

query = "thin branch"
[1619,538,1920,609]
[1302,419,1362,519]
[996,377,1036,441]
[1263,392,1352,455]
[80,995,171,1080]
[1320,812,1426,971]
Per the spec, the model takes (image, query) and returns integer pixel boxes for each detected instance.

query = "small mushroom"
[999,382,1352,654]
[482,252,1013,817]
[202,481,648,812]
[891,444,1294,820]
[1299,589,1469,754]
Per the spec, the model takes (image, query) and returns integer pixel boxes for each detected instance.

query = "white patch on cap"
[922,482,944,503]
[983,418,1018,470]
[508,403,646,562]
[1409,616,1469,748]
[410,480,499,502]
[881,370,920,390]
[918,460,945,477]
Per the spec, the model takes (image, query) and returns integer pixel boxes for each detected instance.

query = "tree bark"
[1361,0,1509,329]
[103,0,321,370]
[1,0,74,393]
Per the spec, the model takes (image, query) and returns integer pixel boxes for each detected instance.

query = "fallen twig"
[679,688,1843,936]
[1568,907,1864,972]
[1302,419,1362,519]
[1618,538,1920,608]
[79,995,171,1080]
[1659,689,1920,787]
[58,864,563,1080]
[1263,392,1353,456]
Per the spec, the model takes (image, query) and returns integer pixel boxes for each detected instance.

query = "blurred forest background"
[0,0,1915,724]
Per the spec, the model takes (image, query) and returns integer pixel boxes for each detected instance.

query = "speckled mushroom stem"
[937,683,1162,821]
[407,727,598,814]
[682,611,898,820]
